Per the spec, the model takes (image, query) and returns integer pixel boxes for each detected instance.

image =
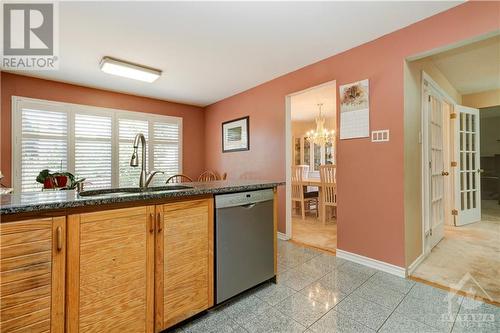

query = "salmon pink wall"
[204,2,500,267]
[0,73,205,186]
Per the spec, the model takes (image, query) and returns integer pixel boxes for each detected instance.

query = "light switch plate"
[371,130,390,142]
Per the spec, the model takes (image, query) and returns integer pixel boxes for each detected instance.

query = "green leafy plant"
[36,169,52,184]
[36,170,85,189]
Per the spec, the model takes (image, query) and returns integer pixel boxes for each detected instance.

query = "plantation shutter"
[74,113,112,189]
[118,118,149,187]
[14,97,182,193]
[20,108,68,192]
[150,121,180,186]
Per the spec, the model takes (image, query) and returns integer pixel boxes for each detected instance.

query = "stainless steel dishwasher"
[215,188,275,304]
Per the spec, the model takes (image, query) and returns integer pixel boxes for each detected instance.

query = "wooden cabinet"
[0,217,65,333]
[66,206,155,333]
[155,199,214,331]
[293,136,335,173]
[1,196,224,332]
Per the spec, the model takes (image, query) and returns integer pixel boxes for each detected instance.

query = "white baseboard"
[336,249,407,278]
[407,253,426,276]
[277,232,290,240]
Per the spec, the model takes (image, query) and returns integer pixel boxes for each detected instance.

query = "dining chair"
[166,174,193,183]
[198,171,218,182]
[319,164,337,224]
[291,165,318,219]
[214,171,227,180]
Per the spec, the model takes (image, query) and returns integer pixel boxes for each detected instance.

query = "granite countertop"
[0,180,284,215]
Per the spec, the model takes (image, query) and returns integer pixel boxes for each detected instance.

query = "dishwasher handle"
[240,203,256,209]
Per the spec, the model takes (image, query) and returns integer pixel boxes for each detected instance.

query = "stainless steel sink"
[78,185,192,197]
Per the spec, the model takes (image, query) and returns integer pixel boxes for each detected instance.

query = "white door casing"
[426,93,446,251]
[454,105,481,226]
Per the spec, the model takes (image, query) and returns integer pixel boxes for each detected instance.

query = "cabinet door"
[66,206,155,333]
[0,217,65,333]
[293,137,301,166]
[155,199,214,331]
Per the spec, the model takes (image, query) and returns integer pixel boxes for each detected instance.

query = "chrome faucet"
[130,133,164,188]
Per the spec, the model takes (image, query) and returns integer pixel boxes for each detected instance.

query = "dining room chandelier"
[306,103,335,146]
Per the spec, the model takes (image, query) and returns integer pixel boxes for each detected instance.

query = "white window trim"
[11,96,183,193]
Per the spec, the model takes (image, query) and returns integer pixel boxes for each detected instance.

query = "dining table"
[294,178,327,225]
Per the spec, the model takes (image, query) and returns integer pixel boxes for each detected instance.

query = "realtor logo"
[2,2,59,70]
[442,273,495,330]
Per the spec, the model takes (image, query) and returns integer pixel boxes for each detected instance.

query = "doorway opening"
[285,81,337,252]
[407,35,500,304]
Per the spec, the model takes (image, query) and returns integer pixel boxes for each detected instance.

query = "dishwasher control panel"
[215,189,274,208]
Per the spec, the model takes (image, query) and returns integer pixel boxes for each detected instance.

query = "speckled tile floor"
[167,240,499,333]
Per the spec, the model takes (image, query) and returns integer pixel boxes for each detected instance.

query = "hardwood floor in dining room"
[291,215,337,252]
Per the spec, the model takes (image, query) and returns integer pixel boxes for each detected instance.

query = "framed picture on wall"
[222,116,249,153]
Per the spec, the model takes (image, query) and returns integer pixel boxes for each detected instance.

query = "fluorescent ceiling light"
[100,57,161,82]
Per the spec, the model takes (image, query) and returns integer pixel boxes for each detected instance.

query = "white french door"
[425,93,447,251]
[454,105,481,226]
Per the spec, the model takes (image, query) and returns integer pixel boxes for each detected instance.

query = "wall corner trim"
[336,249,407,278]
[406,253,425,276]
[277,232,290,241]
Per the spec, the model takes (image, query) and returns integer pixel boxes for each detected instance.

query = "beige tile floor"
[411,200,500,304]
[291,214,337,252]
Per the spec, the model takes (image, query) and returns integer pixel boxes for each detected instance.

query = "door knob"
[477,168,484,173]
[441,171,449,176]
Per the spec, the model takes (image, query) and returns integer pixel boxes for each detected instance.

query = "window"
[20,108,68,192]
[75,113,113,189]
[118,118,149,187]
[12,97,182,193]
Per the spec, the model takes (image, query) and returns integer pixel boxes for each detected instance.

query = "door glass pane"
[313,144,321,171]
[324,143,333,165]
[294,138,301,165]
[304,140,310,166]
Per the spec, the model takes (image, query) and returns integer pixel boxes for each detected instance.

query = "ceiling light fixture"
[99,57,162,82]
[306,103,335,146]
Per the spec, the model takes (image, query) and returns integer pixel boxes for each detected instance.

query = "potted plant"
[36,170,85,190]
[36,169,56,189]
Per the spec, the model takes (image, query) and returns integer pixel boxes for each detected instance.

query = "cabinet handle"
[157,212,162,232]
[149,213,154,233]
[56,226,62,252]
